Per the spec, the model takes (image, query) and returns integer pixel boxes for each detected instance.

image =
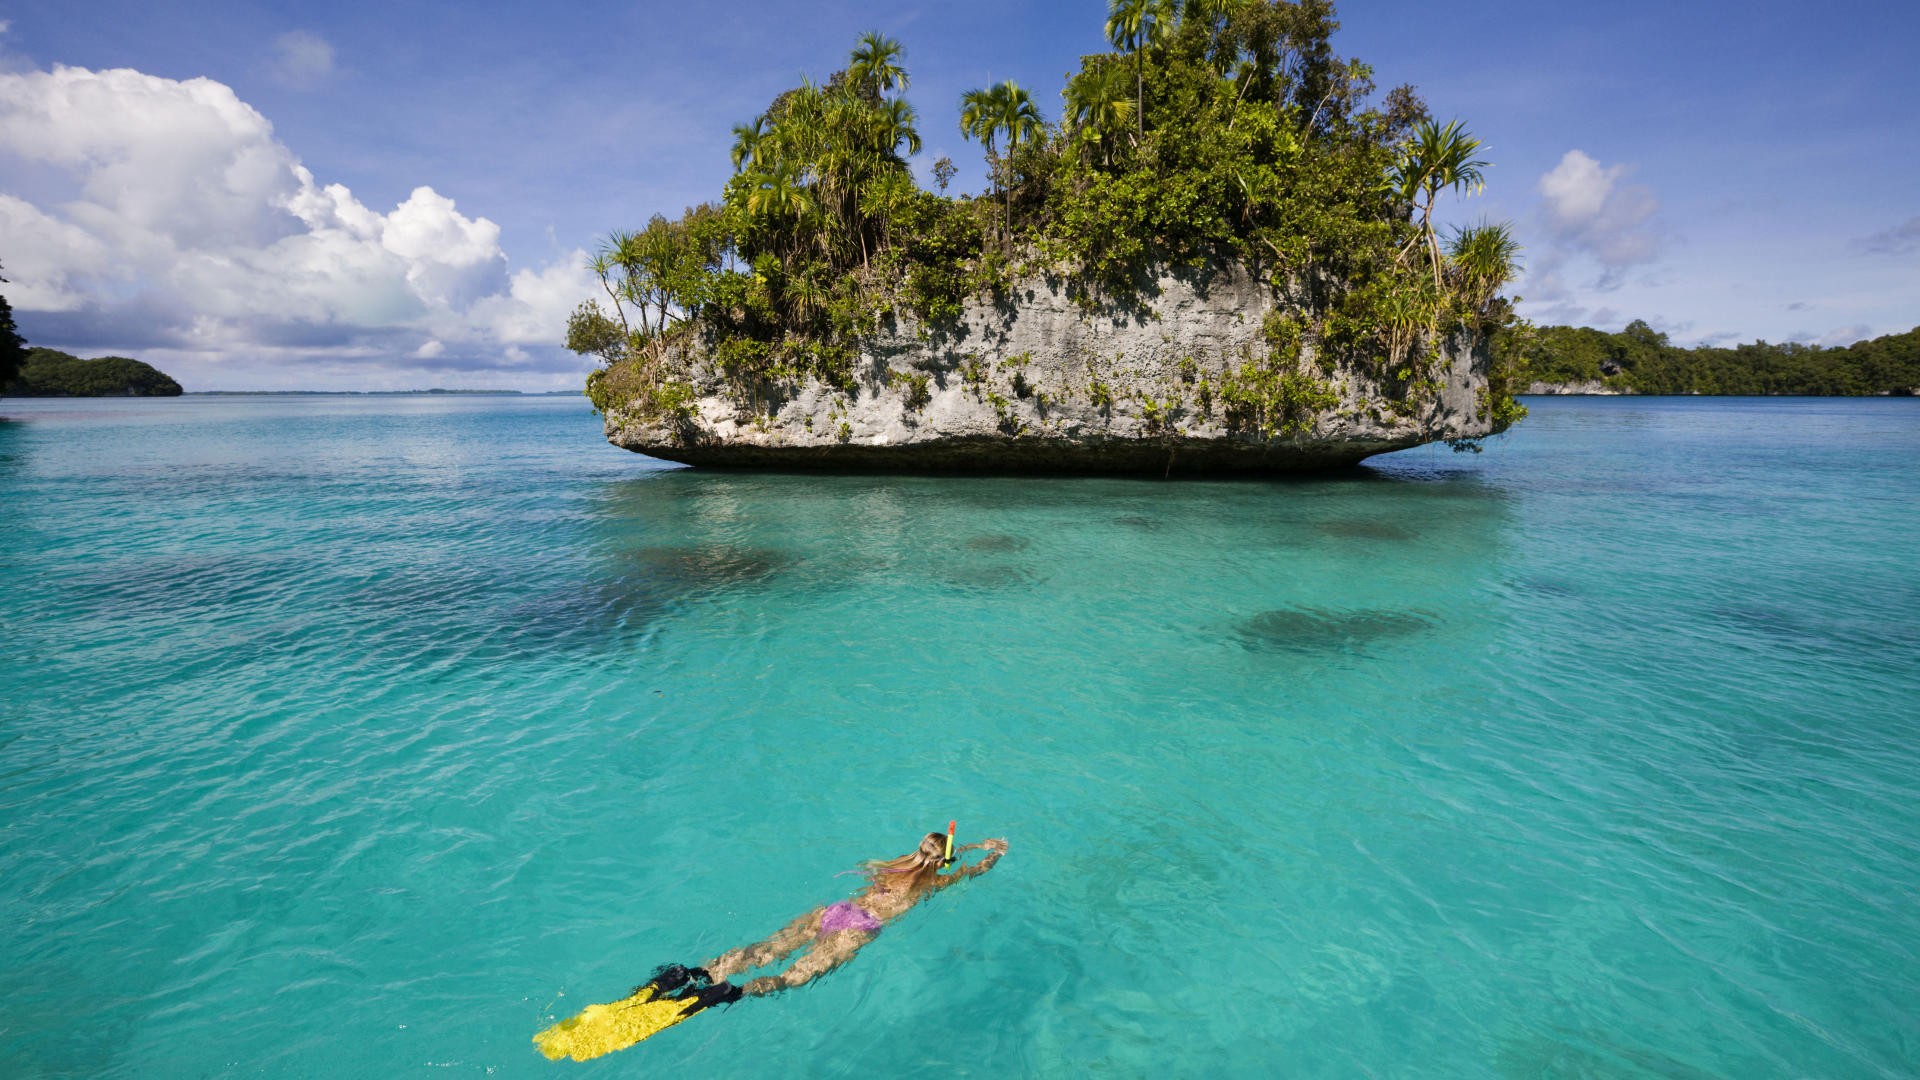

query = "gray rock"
[1523,380,1627,396]
[604,261,1502,474]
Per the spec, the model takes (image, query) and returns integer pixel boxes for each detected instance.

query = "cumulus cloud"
[1853,216,1920,256]
[0,63,593,386]
[1533,149,1661,290]
[269,31,335,90]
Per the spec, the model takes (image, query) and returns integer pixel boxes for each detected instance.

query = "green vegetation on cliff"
[1507,320,1920,396]
[7,347,184,397]
[570,0,1523,433]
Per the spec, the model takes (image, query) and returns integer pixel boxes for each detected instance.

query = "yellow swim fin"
[533,965,742,1062]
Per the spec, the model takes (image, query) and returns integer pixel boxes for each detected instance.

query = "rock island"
[572,2,1526,473]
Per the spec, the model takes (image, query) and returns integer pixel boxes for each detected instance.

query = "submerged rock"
[603,261,1504,475]
[1237,607,1438,652]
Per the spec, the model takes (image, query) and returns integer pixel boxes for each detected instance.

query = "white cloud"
[0,63,591,386]
[0,193,114,310]
[269,31,335,90]
[1534,149,1660,289]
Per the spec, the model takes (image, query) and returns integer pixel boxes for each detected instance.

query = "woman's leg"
[742,929,874,995]
[705,909,822,981]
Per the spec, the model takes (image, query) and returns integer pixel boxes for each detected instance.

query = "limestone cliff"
[1522,380,1628,395]
[603,262,1504,474]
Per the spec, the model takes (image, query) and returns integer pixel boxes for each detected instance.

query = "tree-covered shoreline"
[1506,321,1920,397]
[6,347,183,397]
[569,0,1526,439]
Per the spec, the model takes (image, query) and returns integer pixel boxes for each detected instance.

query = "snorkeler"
[708,828,1008,995]
[533,826,1007,1061]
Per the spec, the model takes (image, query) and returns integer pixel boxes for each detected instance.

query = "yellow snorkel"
[943,820,956,867]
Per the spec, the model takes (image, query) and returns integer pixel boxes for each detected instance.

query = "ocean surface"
[2,393,1916,1078]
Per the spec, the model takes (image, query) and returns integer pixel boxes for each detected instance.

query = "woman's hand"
[983,837,1008,854]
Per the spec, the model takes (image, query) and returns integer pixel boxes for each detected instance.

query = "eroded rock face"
[1523,380,1627,395]
[604,262,1499,474]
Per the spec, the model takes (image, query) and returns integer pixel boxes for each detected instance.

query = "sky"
[1,0,1915,391]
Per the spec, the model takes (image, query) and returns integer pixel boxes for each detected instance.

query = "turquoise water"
[2,394,1916,1077]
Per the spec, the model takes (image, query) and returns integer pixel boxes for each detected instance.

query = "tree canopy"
[570,1,1523,429]
[1509,321,1920,396]
[0,261,27,394]
[6,348,183,397]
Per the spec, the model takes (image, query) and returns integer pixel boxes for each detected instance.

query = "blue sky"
[2,0,1915,390]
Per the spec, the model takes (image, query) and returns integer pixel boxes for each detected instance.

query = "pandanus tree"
[1446,222,1521,316]
[959,80,1046,237]
[590,216,720,371]
[1105,0,1174,136]
[1391,118,1488,280]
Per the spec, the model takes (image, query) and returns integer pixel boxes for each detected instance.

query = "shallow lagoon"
[2,394,1916,1076]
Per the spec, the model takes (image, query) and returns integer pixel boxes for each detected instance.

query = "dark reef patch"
[1236,606,1437,652]
[935,562,1042,592]
[964,533,1032,552]
[1317,520,1416,542]
[619,544,790,590]
[501,544,795,651]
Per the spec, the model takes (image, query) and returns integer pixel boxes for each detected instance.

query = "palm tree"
[745,162,811,228]
[1105,0,1172,136]
[848,32,909,98]
[877,97,922,159]
[1446,222,1521,315]
[1183,0,1245,27]
[859,170,917,250]
[730,116,767,173]
[1391,119,1488,280]
[959,81,1045,236]
[1063,58,1135,164]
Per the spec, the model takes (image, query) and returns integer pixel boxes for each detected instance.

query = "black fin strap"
[629,963,697,1001]
[674,980,743,1014]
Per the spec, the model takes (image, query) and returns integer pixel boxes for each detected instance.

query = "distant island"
[6,347,183,397]
[1511,320,1920,396]
[572,3,1529,472]
[189,388,556,396]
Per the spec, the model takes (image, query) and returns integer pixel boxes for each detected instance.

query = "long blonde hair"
[860,831,947,886]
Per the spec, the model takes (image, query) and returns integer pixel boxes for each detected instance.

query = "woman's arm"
[936,838,1007,887]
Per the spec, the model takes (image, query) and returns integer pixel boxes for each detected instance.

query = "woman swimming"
[705,830,1008,996]
[531,829,1006,1061]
